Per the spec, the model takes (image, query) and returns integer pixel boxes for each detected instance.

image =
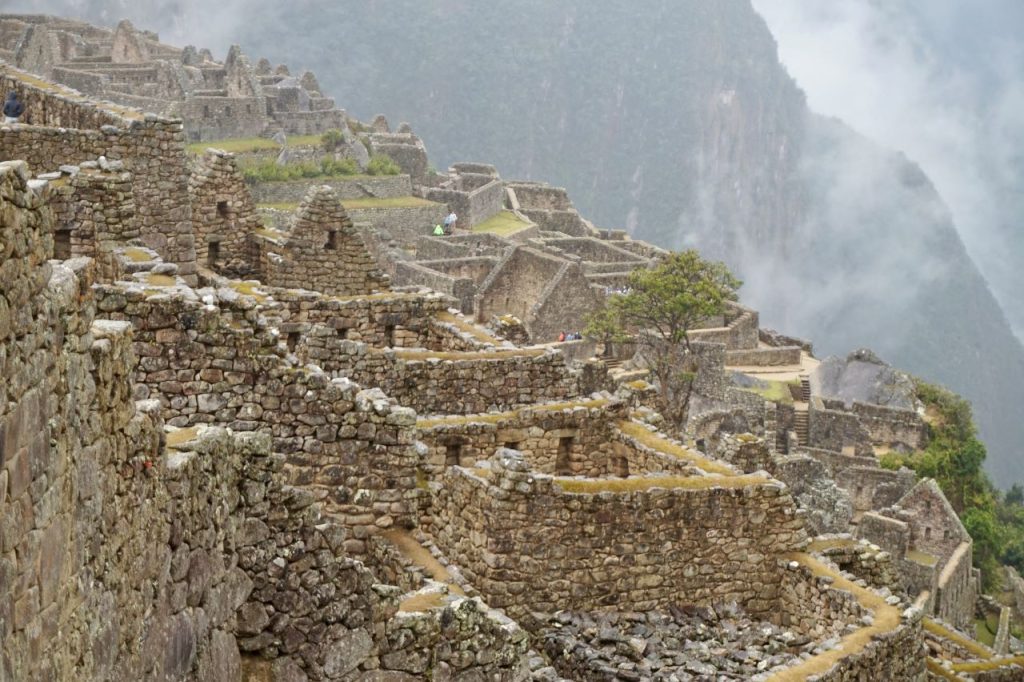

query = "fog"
[751,0,1024,339]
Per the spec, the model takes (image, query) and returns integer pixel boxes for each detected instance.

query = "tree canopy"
[586,250,741,427]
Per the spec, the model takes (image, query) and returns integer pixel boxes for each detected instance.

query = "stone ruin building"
[0,14,345,141]
[1,14,1023,682]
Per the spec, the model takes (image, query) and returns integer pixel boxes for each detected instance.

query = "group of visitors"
[558,331,583,342]
[432,211,459,236]
[603,285,632,296]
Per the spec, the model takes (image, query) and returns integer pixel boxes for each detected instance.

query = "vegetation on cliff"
[882,381,1024,587]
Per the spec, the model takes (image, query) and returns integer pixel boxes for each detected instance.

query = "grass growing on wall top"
[738,379,797,405]
[953,655,1024,673]
[473,211,532,236]
[923,618,994,659]
[616,420,737,476]
[766,553,903,682]
[343,196,437,209]
[554,473,769,494]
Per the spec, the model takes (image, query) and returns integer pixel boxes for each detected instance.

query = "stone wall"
[346,203,448,247]
[248,175,412,204]
[809,401,875,457]
[850,401,928,451]
[257,185,390,296]
[188,149,261,273]
[422,173,504,229]
[0,66,198,283]
[91,285,421,548]
[725,345,802,367]
[475,246,600,343]
[392,258,497,314]
[432,450,805,619]
[836,465,917,514]
[414,403,695,482]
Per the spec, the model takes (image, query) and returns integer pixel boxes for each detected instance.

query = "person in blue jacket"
[3,92,24,124]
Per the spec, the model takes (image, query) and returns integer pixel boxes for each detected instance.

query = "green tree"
[585,250,740,427]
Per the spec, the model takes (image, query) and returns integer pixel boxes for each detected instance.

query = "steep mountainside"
[14,0,1024,483]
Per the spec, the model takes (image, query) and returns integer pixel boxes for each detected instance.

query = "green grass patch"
[738,379,797,405]
[240,157,362,183]
[975,614,998,647]
[473,210,531,236]
[187,134,323,155]
[343,196,437,210]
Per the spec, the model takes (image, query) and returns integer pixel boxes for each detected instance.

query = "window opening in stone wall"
[207,240,220,267]
[326,230,337,250]
[385,325,396,347]
[225,106,232,117]
[503,441,520,451]
[53,230,71,260]
[203,105,210,118]
[445,442,462,467]
[556,436,574,475]
[925,527,932,540]
[856,485,863,497]
[217,200,229,220]
[926,500,932,511]
[287,332,300,352]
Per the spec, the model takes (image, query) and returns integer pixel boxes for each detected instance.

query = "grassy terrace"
[258,196,435,212]
[738,379,797,405]
[767,553,902,682]
[434,311,502,345]
[186,134,323,155]
[473,210,532,236]
[616,420,737,476]
[923,618,993,659]
[415,398,610,430]
[555,473,770,494]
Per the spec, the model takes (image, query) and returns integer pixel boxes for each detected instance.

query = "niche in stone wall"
[385,324,396,347]
[445,441,464,467]
[287,331,300,352]
[326,229,337,250]
[207,240,220,267]
[217,200,230,220]
[53,229,71,260]
[556,436,574,475]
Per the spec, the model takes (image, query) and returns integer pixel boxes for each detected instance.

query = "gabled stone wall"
[258,185,389,296]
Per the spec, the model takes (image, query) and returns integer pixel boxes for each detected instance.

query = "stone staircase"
[794,407,809,446]
[799,375,811,402]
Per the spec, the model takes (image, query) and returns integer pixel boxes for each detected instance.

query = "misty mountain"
[10,0,1024,484]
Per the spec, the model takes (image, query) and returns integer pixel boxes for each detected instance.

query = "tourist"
[433,223,445,236]
[443,211,457,234]
[558,331,566,342]
[3,91,23,124]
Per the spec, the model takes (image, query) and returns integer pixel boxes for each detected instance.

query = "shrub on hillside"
[366,154,401,176]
